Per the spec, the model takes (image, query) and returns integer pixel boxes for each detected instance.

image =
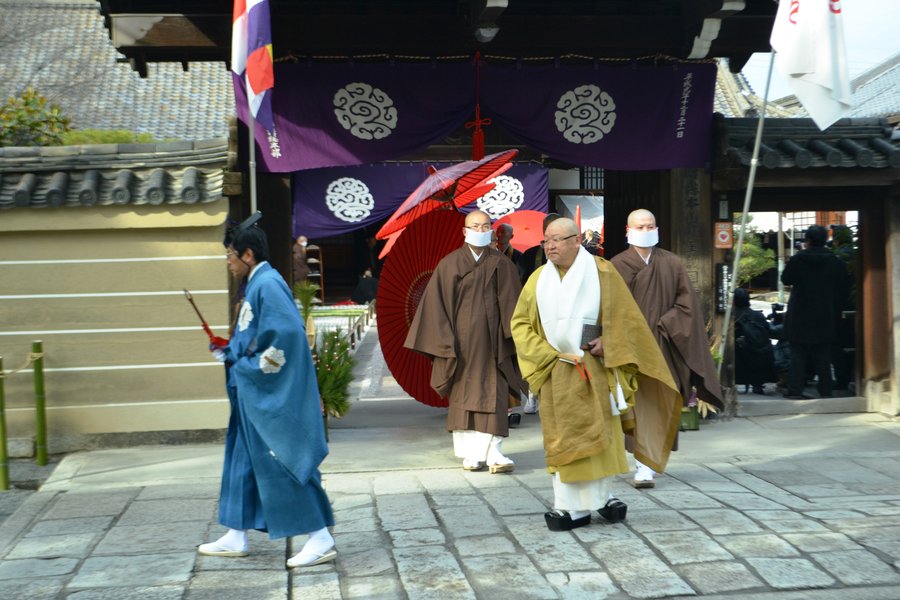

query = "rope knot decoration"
[0,352,45,379]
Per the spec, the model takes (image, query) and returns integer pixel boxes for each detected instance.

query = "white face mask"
[627,228,659,248]
[465,229,493,247]
[299,241,307,247]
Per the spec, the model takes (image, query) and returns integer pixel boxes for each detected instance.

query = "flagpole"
[716,51,776,377]
[247,109,258,214]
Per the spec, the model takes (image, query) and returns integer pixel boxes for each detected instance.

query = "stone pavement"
[1,327,899,599]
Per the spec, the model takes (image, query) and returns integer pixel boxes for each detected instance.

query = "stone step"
[737,394,867,416]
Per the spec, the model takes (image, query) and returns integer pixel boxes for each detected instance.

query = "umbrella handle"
[184,288,227,347]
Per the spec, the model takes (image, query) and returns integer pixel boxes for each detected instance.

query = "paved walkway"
[1,328,899,599]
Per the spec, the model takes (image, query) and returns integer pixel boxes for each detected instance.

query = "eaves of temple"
[96,0,778,76]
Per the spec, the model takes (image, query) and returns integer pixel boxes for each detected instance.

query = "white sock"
[300,527,334,556]
[569,509,591,520]
[217,528,248,550]
[487,436,514,465]
[635,459,655,480]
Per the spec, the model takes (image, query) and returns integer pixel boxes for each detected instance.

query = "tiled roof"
[0,0,232,141]
[714,60,801,119]
[0,140,228,209]
[719,117,900,170]
[741,53,900,121]
[848,53,900,119]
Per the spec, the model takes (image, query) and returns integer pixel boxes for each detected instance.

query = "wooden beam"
[713,167,900,191]
[105,13,705,58]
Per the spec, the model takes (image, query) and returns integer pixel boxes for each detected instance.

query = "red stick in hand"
[183,289,229,348]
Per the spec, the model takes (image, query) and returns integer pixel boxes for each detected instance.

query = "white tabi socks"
[287,526,337,568]
[487,436,514,474]
[633,459,656,488]
[198,528,249,557]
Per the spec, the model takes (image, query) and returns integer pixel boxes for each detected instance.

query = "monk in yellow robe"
[511,218,682,531]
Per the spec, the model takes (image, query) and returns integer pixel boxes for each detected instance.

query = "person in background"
[292,235,310,284]
[512,217,681,531]
[781,225,850,399]
[350,268,379,304]
[405,210,528,474]
[610,209,723,489]
[496,223,522,263]
[829,225,856,392]
[199,216,336,569]
[517,213,561,285]
[734,288,776,394]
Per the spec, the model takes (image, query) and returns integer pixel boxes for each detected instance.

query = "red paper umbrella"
[495,210,547,252]
[376,208,466,407]
[377,230,402,260]
[375,149,518,241]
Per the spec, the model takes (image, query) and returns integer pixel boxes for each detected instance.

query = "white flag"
[770,0,853,130]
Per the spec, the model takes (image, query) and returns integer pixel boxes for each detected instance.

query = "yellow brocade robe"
[511,256,682,474]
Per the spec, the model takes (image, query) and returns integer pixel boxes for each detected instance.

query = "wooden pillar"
[873,191,900,414]
[669,168,714,317]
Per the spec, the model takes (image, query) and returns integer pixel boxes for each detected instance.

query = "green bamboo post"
[0,357,10,490]
[32,341,48,466]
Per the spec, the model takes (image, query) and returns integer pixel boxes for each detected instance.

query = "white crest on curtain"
[325,177,375,222]
[334,82,398,140]
[476,175,525,219]
[555,84,617,144]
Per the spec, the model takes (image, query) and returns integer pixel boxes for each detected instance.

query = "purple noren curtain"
[235,61,717,173]
[292,163,549,239]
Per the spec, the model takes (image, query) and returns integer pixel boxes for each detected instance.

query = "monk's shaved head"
[546,217,579,237]
[465,210,491,227]
[627,209,656,228]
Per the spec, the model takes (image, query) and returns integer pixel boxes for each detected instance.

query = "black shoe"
[544,510,590,531]
[508,413,521,428]
[752,385,765,394]
[598,498,627,523]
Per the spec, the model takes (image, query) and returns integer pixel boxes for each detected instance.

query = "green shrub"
[316,330,354,420]
[292,281,321,322]
[0,88,71,146]
[60,129,157,145]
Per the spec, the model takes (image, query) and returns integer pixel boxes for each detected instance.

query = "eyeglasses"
[466,223,492,232]
[540,234,578,246]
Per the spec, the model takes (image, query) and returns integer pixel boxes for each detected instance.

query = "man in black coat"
[781,225,851,399]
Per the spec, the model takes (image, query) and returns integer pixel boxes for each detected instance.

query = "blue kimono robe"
[218,262,334,539]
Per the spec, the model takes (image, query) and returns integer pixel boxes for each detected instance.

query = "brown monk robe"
[610,208,724,488]
[610,246,724,411]
[405,210,528,473]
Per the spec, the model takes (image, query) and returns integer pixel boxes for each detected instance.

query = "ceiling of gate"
[98,0,777,76]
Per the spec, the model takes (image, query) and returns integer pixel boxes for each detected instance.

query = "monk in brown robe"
[405,210,527,473]
[610,208,724,488]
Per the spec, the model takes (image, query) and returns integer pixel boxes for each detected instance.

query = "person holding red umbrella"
[405,209,528,473]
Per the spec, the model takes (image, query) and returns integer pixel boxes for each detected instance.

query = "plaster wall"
[0,200,232,451]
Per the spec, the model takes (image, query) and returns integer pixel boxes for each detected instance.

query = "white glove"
[211,349,226,363]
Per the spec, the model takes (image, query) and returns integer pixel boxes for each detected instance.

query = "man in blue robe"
[198,217,336,568]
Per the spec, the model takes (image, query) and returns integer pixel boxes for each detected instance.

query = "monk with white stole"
[512,218,682,531]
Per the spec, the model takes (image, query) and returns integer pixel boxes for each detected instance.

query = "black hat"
[224,211,262,247]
